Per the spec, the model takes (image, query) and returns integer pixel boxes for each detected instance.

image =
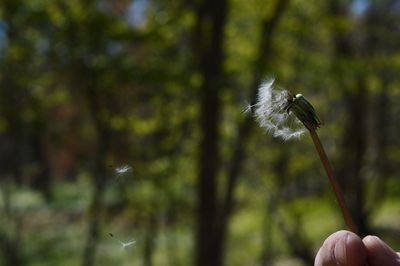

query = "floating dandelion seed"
[115,165,132,175]
[250,79,305,140]
[109,232,136,249]
[120,241,136,249]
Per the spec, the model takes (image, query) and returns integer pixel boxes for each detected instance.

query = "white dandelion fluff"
[115,165,132,175]
[109,233,136,249]
[120,240,136,249]
[250,79,305,140]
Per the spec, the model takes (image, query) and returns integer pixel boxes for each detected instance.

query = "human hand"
[315,230,400,266]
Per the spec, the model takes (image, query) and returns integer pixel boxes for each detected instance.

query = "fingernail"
[333,233,348,265]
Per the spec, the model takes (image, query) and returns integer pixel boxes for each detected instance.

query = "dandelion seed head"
[253,79,305,140]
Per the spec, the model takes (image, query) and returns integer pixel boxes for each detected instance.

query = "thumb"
[363,235,400,266]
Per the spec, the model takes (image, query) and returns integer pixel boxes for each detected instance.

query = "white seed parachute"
[250,79,305,140]
[115,165,132,175]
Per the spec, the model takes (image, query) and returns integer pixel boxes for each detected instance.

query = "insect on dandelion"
[251,78,358,234]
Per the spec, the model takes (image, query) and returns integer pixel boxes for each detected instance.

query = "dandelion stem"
[308,129,358,234]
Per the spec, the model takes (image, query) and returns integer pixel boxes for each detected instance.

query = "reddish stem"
[309,129,358,234]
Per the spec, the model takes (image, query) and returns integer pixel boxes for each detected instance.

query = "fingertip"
[315,230,366,266]
[340,232,366,265]
[363,235,400,266]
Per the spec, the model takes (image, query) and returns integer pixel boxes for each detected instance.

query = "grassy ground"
[1,178,400,266]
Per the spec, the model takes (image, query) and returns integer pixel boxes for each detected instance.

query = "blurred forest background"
[1,0,400,265]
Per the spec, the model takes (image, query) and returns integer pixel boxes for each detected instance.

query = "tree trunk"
[337,83,369,235]
[194,0,228,265]
[81,78,112,266]
[216,0,290,263]
[328,0,370,236]
[143,213,158,266]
